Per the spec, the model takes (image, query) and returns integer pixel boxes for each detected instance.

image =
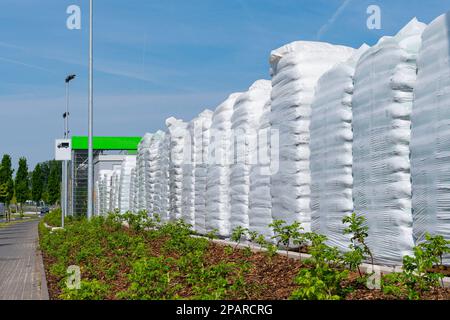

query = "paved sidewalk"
[0,220,49,300]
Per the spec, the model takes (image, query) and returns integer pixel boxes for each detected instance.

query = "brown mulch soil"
[42,227,450,301]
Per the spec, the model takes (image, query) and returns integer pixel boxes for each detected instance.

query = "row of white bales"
[95,13,450,266]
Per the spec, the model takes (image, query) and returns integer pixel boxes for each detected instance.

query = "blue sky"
[1,0,449,169]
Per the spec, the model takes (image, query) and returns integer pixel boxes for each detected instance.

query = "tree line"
[0,154,61,219]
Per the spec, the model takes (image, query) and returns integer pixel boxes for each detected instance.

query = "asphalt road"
[0,219,49,300]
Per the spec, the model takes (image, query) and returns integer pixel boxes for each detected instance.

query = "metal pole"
[87,0,94,219]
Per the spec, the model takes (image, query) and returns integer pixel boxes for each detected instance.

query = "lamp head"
[65,74,76,83]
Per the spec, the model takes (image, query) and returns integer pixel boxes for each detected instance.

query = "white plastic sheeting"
[230,80,272,232]
[110,167,122,212]
[97,170,113,215]
[269,41,355,231]
[410,13,450,264]
[167,117,188,221]
[147,131,166,216]
[158,132,171,221]
[352,18,426,265]
[248,96,275,240]
[194,110,214,233]
[137,133,152,212]
[309,44,370,252]
[119,155,137,213]
[206,93,242,237]
[129,167,137,213]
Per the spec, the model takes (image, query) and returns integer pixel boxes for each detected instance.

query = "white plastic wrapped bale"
[309,44,370,252]
[249,98,275,240]
[110,167,122,212]
[137,133,153,212]
[411,13,450,264]
[194,110,213,234]
[206,93,242,237]
[98,170,113,215]
[95,181,100,216]
[103,170,113,214]
[166,117,188,221]
[149,131,166,217]
[119,155,137,214]
[182,119,196,227]
[352,18,426,265]
[269,41,355,231]
[230,80,272,233]
[129,167,137,213]
[158,132,171,221]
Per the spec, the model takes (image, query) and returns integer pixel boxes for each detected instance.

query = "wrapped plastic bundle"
[410,13,450,264]
[98,170,113,215]
[95,181,100,216]
[249,99,274,240]
[149,131,166,217]
[194,110,214,234]
[119,155,137,213]
[206,93,242,237]
[110,167,122,212]
[158,132,171,221]
[182,119,196,227]
[270,41,354,231]
[137,133,153,212]
[129,168,137,213]
[166,117,188,220]
[230,80,272,232]
[352,18,426,265]
[309,44,369,251]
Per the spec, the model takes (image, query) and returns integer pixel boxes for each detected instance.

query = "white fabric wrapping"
[129,167,137,213]
[147,131,165,216]
[137,133,152,212]
[230,80,272,233]
[119,155,137,213]
[166,117,188,221]
[269,41,355,231]
[410,13,450,264]
[249,98,274,240]
[352,18,426,265]
[194,110,214,234]
[110,167,122,212]
[158,132,171,221]
[309,44,370,252]
[206,93,242,237]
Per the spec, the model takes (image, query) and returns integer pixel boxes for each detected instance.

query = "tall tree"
[0,155,15,221]
[31,164,43,209]
[47,161,61,205]
[15,157,30,213]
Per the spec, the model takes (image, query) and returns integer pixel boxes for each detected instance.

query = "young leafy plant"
[231,226,248,250]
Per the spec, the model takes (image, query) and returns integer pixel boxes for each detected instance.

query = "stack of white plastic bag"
[309,44,369,252]
[166,117,188,220]
[352,18,426,265]
[182,119,197,227]
[146,131,165,216]
[410,13,450,264]
[110,166,122,212]
[230,80,272,233]
[269,41,354,232]
[249,98,274,240]
[119,155,137,213]
[129,167,137,213]
[193,110,213,234]
[158,132,171,221]
[97,170,111,215]
[206,93,242,237]
[137,133,152,212]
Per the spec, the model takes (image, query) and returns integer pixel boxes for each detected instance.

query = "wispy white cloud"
[317,0,353,40]
[0,56,55,73]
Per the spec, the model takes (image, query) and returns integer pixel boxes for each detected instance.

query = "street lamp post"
[63,74,76,228]
[87,0,94,219]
